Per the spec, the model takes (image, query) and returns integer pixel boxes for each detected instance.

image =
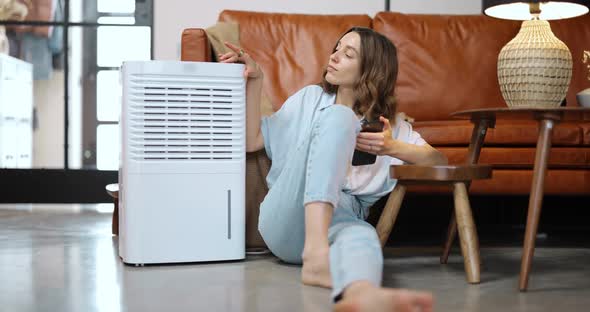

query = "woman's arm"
[219,42,265,152]
[355,116,448,165]
[384,141,448,165]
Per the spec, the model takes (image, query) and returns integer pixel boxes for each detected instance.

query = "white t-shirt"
[343,114,427,196]
[261,85,427,198]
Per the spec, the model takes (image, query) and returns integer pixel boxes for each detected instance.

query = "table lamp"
[483,0,590,108]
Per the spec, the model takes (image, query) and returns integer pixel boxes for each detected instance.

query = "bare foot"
[301,248,332,288]
[334,281,434,312]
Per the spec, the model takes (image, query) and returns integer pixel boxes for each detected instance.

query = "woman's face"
[325,32,361,88]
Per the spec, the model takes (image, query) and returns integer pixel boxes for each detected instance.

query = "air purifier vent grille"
[128,75,244,161]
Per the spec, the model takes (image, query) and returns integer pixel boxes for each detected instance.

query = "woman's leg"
[257,105,359,268]
[302,202,334,287]
[334,283,434,312]
[329,192,383,298]
[330,194,434,312]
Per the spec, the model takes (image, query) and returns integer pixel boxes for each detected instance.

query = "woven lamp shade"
[483,0,590,108]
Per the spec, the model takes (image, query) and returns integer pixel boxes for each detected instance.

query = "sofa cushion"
[439,147,590,168]
[580,122,590,146]
[218,10,372,111]
[373,12,590,122]
[413,120,584,146]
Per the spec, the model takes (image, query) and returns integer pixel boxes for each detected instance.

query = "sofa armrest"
[181,28,212,62]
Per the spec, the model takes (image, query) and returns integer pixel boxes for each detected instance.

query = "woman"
[220,27,443,312]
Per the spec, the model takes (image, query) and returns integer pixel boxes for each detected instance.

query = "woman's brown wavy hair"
[321,27,398,122]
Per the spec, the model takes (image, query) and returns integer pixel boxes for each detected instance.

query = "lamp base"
[497,19,572,108]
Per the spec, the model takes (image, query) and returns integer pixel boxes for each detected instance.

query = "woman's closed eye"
[335,43,353,57]
[335,48,353,59]
[342,47,355,58]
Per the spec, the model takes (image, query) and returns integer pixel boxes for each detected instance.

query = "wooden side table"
[376,103,496,284]
[377,164,492,284]
[450,107,590,291]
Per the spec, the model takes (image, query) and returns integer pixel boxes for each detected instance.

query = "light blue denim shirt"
[260,85,421,208]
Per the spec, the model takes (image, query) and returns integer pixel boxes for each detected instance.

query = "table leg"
[112,199,119,236]
[441,215,458,264]
[519,118,554,291]
[376,184,407,247]
[441,117,493,264]
[453,182,481,283]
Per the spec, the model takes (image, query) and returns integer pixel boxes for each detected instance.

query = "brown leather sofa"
[181,10,590,196]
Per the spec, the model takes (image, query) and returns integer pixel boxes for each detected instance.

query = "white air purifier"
[119,61,246,265]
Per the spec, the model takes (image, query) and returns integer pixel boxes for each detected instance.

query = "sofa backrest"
[374,12,516,121]
[218,10,372,111]
[374,12,590,121]
[215,10,590,120]
[550,14,590,105]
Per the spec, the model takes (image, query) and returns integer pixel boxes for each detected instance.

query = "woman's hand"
[219,42,265,152]
[219,42,263,80]
[355,116,397,156]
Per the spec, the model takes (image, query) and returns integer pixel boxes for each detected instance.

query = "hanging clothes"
[7,0,59,80]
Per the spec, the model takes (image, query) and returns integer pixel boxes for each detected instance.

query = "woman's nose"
[330,52,338,62]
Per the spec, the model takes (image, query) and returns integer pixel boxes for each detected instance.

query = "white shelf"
[0,54,33,168]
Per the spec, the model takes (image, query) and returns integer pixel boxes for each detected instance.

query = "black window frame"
[0,0,153,203]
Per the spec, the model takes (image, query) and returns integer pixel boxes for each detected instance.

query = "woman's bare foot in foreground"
[334,281,434,312]
[301,248,332,288]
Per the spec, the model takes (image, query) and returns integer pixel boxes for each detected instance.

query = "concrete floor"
[1,204,589,312]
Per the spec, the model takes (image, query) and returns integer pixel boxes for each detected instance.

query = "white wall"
[390,0,481,15]
[154,0,482,60]
[32,2,83,169]
[33,71,64,169]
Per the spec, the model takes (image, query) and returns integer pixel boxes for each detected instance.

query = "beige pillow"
[205,22,274,117]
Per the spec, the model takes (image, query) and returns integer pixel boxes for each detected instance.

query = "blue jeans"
[258,104,383,299]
